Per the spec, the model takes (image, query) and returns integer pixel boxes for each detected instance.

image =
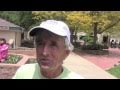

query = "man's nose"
[42,45,50,56]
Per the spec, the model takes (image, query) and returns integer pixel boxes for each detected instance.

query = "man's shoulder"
[62,66,84,79]
[12,63,38,79]
[20,63,37,68]
[68,71,84,79]
[16,63,37,71]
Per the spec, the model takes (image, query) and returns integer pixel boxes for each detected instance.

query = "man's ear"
[66,50,70,57]
[63,50,70,61]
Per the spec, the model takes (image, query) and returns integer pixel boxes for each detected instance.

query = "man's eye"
[37,42,43,46]
[51,42,57,47]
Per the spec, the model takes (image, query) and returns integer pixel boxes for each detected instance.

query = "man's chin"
[40,65,51,70]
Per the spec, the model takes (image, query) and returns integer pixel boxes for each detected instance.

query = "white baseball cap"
[28,20,74,50]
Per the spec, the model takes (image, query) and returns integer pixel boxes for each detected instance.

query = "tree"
[18,11,35,30]
[89,11,120,48]
[0,11,20,25]
[0,11,35,31]
[66,11,120,49]
[66,11,92,44]
[32,11,66,22]
[31,11,120,49]
[0,11,36,40]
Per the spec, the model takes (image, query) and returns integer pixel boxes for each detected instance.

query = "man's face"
[35,30,70,71]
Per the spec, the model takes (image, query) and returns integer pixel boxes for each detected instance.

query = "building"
[0,18,24,48]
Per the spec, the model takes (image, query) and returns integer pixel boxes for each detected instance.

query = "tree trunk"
[93,22,98,48]
[70,29,75,44]
[75,30,77,43]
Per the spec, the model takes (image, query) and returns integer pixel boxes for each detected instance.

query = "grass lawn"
[106,65,120,78]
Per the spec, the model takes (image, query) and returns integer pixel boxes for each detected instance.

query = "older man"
[13,20,84,79]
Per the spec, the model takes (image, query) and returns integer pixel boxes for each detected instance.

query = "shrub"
[81,44,104,50]
[81,35,94,45]
[3,55,22,64]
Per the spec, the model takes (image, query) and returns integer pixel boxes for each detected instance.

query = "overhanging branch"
[99,18,120,34]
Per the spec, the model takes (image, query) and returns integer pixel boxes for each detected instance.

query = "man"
[13,20,84,79]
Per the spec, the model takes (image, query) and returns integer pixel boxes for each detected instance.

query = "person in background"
[13,20,84,79]
[118,41,120,49]
[0,38,9,62]
[110,39,114,48]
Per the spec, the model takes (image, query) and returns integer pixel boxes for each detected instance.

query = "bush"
[3,55,22,64]
[81,35,94,45]
[81,44,104,50]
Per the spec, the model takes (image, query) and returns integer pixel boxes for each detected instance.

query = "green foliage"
[81,44,104,50]
[18,11,35,30]
[1,11,120,37]
[3,55,22,64]
[32,11,66,22]
[32,11,120,49]
[66,11,92,33]
[0,11,20,25]
[107,65,120,78]
[0,11,35,30]
[81,35,94,45]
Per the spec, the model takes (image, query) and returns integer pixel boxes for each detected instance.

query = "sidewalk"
[63,52,117,79]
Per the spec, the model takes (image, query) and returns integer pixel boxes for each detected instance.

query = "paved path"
[75,48,120,70]
[64,52,116,79]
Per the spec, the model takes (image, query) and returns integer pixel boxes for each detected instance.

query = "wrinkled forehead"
[35,29,65,41]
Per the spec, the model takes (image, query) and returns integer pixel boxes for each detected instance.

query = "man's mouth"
[39,59,52,66]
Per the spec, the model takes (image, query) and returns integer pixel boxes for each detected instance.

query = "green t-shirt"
[12,63,84,79]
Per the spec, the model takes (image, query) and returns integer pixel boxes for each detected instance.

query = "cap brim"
[28,26,44,36]
[27,26,43,40]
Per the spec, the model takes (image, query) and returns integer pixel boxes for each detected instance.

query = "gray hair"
[64,37,74,51]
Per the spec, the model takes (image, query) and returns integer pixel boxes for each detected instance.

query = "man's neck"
[40,66,63,79]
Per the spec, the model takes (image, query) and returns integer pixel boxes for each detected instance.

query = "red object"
[0,43,9,62]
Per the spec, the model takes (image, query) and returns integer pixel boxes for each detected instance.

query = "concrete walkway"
[76,48,120,70]
[63,52,117,79]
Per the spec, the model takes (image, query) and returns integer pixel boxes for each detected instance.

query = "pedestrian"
[0,38,9,62]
